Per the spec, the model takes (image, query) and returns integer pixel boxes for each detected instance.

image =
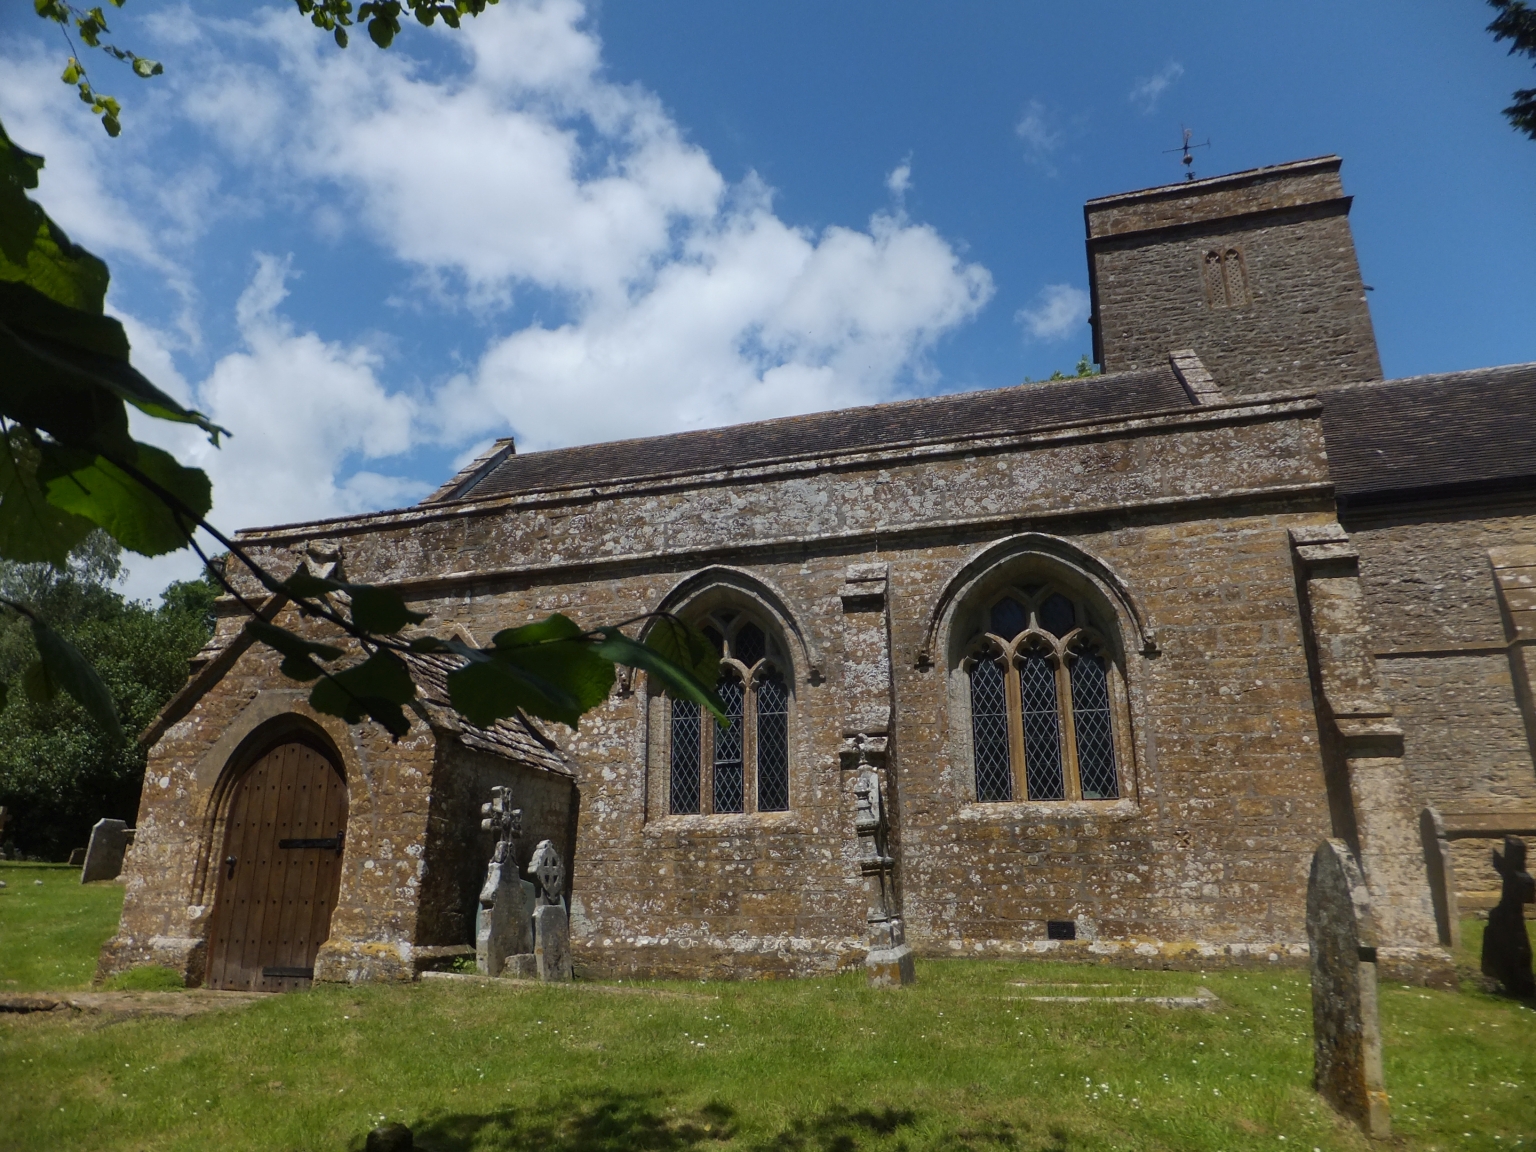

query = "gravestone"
[80,819,133,883]
[1308,839,1390,1140]
[528,839,573,982]
[476,787,534,977]
[1482,836,1535,998]
[67,848,86,867]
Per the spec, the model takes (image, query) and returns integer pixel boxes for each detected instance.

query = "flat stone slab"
[420,971,713,999]
[0,990,264,1019]
[1009,983,1218,1009]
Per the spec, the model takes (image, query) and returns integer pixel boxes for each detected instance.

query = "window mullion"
[701,698,715,816]
[1005,657,1026,801]
[745,674,758,815]
[1057,653,1082,801]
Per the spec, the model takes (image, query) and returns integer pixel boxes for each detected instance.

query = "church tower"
[1085,156,1383,394]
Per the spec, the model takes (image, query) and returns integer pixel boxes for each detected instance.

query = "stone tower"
[1085,156,1383,394]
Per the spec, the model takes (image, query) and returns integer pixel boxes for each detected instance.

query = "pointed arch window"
[666,612,792,816]
[964,587,1124,803]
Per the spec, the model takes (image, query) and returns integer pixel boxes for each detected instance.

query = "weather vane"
[1163,127,1211,181]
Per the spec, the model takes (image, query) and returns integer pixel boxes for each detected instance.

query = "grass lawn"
[0,861,124,993]
[1,877,1532,1152]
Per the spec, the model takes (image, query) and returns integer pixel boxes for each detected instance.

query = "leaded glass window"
[660,609,793,815]
[970,656,1011,802]
[669,698,701,814]
[964,583,1126,803]
[756,669,790,811]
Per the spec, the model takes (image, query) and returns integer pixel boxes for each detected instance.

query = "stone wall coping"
[229,394,1327,549]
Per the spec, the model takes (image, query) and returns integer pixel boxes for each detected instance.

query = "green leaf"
[309,651,416,737]
[247,620,344,664]
[61,59,81,85]
[486,613,617,722]
[446,653,587,730]
[41,442,211,557]
[0,121,109,313]
[29,615,123,741]
[131,57,162,78]
[0,427,94,568]
[21,658,55,705]
[347,584,427,634]
[594,627,726,722]
[490,613,584,649]
[0,280,229,448]
[639,615,723,693]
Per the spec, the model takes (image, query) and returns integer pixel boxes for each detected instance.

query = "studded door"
[206,741,347,992]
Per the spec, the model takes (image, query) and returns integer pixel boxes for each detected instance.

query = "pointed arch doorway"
[206,738,348,991]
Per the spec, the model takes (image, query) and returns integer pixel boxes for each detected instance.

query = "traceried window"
[965,585,1122,803]
[668,611,791,815]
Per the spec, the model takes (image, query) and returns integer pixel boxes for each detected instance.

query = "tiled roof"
[406,652,574,777]
[432,366,1193,503]
[1321,362,1536,505]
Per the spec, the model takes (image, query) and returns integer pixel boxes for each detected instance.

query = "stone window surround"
[932,535,1151,815]
[641,571,809,825]
[962,584,1131,805]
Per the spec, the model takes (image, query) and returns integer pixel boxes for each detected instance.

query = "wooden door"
[206,741,347,992]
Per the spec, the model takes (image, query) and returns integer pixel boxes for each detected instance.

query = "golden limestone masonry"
[101,157,1536,991]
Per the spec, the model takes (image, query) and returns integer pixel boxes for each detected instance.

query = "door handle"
[226,855,237,880]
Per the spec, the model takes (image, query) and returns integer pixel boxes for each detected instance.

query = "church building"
[100,156,1536,990]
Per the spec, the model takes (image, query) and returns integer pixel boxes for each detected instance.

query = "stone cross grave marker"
[1483,836,1535,998]
[1307,838,1390,1140]
[476,787,533,978]
[527,839,573,982]
[80,819,133,883]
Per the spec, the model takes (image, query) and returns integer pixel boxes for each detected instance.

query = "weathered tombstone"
[67,848,86,867]
[1482,836,1535,998]
[1419,806,1460,949]
[80,819,133,883]
[528,839,573,982]
[1308,839,1390,1140]
[476,787,534,977]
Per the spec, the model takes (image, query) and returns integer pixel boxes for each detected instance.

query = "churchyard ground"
[2,861,1532,1152]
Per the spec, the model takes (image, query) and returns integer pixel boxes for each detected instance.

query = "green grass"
[0,861,123,993]
[2,893,1532,1152]
[101,965,185,992]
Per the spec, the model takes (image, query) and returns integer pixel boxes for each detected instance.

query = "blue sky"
[2,0,1533,598]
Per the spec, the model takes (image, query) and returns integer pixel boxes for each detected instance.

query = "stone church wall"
[217,393,1366,978]
[1348,500,1536,908]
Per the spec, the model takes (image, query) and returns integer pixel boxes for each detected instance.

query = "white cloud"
[170,0,992,451]
[1014,99,1064,175]
[118,258,423,600]
[4,0,995,597]
[1129,61,1184,114]
[1016,284,1090,342]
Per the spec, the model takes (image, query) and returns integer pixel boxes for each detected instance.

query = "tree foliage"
[34,0,498,135]
[1489,0,1536,139]
[0,116,724,763]
[0,533,216,859]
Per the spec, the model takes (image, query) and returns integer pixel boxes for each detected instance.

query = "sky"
[2,0,1533,601]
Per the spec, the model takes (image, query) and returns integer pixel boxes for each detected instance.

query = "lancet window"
[964,585,1123,803]
[668,611,791,816]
